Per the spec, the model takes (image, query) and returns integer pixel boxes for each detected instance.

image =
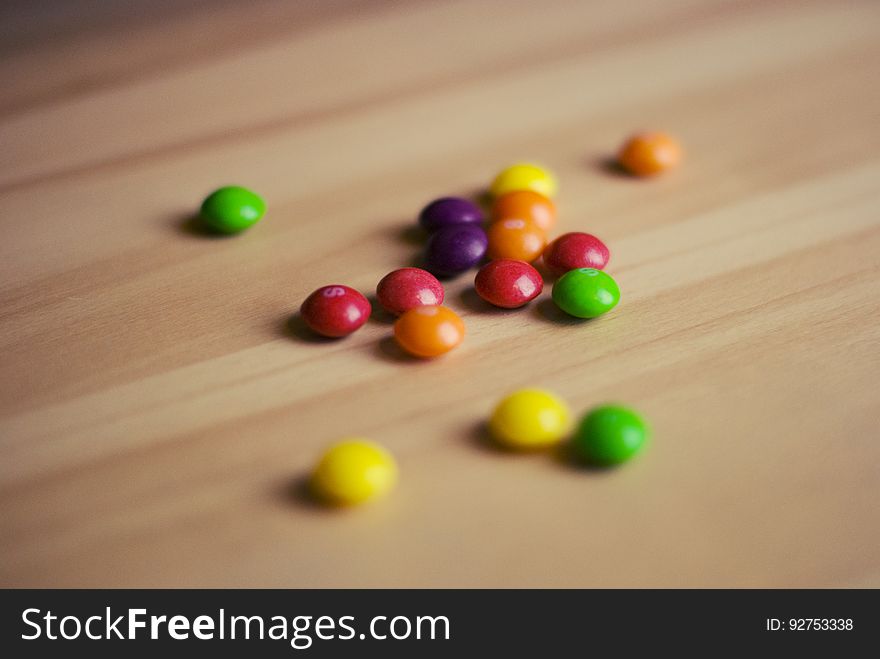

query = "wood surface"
[1,0,879,588]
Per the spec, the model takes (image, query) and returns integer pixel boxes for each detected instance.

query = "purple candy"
[424,224,488,277]
[418,197,484,233]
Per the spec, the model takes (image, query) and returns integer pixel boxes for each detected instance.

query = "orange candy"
[491,190,556,232]
[617,132,682,177]
[393,305,465,358]
[486,218,546,262]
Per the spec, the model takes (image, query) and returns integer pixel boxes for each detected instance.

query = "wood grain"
[1,0,878,587]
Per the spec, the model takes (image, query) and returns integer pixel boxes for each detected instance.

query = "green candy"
[552,268,620,318]
[572,405,649,466]
[199,185,266,233]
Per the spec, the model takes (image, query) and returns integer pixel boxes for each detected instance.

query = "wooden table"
[2,0,878,588]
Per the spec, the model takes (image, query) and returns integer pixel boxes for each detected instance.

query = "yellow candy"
[311,438,398,506]
[489,388,571,449]
[490,163,558,198]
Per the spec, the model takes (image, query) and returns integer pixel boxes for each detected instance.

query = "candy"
[393,305,464,357]
[418,197,484,233]
[490,163,558,198]
[300,285,371,337]
[572,405,649,465]
[376,268,444,316]
[489,388,571,449]
[311,438,398,505]
[424,224,488,277]
[552,268,620,319]
[199,185,266,233]
[618,132,682,177]
[491,189,556,232]
[543,232,610,277]
[474,259,543,308]
[486,217,546,262]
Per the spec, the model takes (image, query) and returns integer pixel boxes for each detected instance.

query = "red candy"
[474,259,544,308]
[376,268,444,316]
[542,232,610,277]
[300,285,371,337]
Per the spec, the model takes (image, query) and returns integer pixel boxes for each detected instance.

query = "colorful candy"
[572,405,649,465]
[418,197,484,233]
[486,218,546,262]
[491,190,556,232]
[490,163,558,198]
[474,259,543,308]
[543,232,610,277]
[199,185,266,233]
[618,132,682,177]
[311,438,398,505]
[300,284,371,337]
[489,388,571,449]
[376,268,444,316]
[393,305,465,357]
[552,268,620,319]
[424,224,488,277]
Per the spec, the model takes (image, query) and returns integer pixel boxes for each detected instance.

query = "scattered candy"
[200,185,265,233]
[486,218,546,262]
[424,224,488,277]
[543,232,610,277]
[490,163,558,198]
[418,197,484,233]
[311,438,398,505]
[489,388,571,449]
[376,267,444,316]
[199,154,665,508]
[474,259,543,308]
[618,132,682,177]
[572,405,649,465]
[552,268,620,319]
[491,189,556,232]
[394,305,465,357]
[300,285,371,337]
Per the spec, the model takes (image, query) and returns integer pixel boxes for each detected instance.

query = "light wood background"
[1,0,878,588]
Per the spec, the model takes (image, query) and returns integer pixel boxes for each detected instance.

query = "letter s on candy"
[22,609,42,640]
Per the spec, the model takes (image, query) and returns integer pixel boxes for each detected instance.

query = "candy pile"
[196,132,681,506]
[297,160,626,356]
